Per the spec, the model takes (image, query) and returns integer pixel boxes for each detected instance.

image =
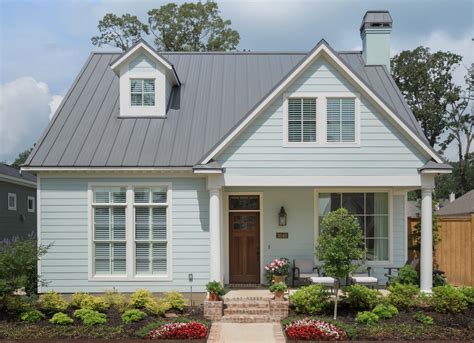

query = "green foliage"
[436,154,474,198]
[433,273,448,286]
[164,291,186,311]
[91,13,149,51]
[459,286,474,305]
[341,285,381,310]
[316,208,365,280]
[2,295,34,314]
[393,265,418,285]
[429,285,468,313]
[289,285,330,314]
[206,280,225,296]
[130,288,153,308]
[73,308,107,325]
[121,309,146,324]
[410,201,440,260]
[414,312,434,325]
[103,289,129,312]
[355,311,379,325]
[372,304,398,319]
[20,310,45,323]
[144,298,171,316]
[38,291,68,313]
[148,2,240,51]
[71,292,90,308]
[387,283,420,309]
[269,282,288,293]
[71,293,109,312]
[10,148,33,168]
[49,312,74,325]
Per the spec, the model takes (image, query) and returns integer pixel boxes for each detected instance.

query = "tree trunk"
[333,279,339,320]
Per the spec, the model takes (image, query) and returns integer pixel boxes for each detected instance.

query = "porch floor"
[224,288,390,299]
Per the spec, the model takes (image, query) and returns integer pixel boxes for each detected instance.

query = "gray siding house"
[0,164,37,240]
[23,11,450,294]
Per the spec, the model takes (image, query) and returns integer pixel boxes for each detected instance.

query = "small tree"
[316,208,365,319]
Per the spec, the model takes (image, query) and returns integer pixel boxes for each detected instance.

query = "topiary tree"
[316,208,365,319]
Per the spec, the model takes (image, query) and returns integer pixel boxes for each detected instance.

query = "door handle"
[256,248,260,256]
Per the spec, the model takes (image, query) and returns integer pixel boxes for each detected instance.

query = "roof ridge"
[91,50,363,56]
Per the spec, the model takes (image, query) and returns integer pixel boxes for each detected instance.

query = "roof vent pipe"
[360,10,393,71]
[449,192,456,203]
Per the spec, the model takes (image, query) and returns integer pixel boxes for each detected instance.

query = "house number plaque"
[276,232,288,239]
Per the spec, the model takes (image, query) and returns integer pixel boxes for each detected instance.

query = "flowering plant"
[284,318,348,341]
[146,321,208,340]
[264,257,290,279]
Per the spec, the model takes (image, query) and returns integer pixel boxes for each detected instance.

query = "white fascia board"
[420,169,452,174]
[0,174,36,188]
[193,169,223,174]
[200,43,442,164]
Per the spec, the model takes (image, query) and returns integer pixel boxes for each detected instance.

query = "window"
[27,196,35,213]
[327,98,355,142]
[288,98,317,142]
[318,192,389,261]
[7,193,16,211]
[130,79,155,106]
[134,187,168,275]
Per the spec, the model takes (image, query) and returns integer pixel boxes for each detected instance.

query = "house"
[23,11,451,294]
[0,164,37,240]
[437,190,474,217]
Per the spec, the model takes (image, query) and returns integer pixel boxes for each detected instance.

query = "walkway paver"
[208,322,285,343]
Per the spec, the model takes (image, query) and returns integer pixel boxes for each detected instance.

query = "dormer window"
[131,79,155,106]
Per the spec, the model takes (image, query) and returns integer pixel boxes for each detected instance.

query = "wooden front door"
[229,212,260,283]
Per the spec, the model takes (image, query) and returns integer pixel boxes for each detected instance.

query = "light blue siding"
[216,57,428,175]
[40,176,209,293]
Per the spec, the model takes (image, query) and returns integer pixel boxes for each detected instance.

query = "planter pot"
[274,291,285,300]
[208,292,220,301]
[272,275,287,284]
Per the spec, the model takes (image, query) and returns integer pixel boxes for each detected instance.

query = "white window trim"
[7,193,17,211]
[313,188,393,266]
[87,182,173,281]
[130,78,156,107]
[283,92,361,147]
[27,196,35,213]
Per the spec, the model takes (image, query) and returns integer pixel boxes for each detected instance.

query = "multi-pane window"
[318,192,389,261]
[130,79,155,106]
[7,193,16,211]
[134,188,168,275]
[288,98,317,142]
[92,187,127,275]
[327,98,355,142]
[27,196,35,213]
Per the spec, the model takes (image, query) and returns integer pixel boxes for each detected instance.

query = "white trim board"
[200,42,442,165]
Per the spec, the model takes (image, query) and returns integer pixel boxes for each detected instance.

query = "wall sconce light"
[278,206,287,226]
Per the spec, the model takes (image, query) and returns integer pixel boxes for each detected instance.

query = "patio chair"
[349,265,378,289]
[292,259,336,292]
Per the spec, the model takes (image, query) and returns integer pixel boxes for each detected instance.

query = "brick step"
[223,307,271,316]
[223,299,270,307]
[221,314,277,323]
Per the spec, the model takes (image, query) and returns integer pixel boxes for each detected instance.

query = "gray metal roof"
[360,10,393,32]
[0,163,36,184]
[26,44,432,168]
[419,161,453,171]
[437,190,474,216]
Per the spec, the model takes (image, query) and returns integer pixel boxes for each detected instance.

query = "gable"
[129,54,156,71]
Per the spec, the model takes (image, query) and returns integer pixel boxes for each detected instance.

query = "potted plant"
[264,257,290,284]
[206,280,225,301]
[269,282,288,300]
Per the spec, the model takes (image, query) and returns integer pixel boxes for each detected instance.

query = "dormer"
[110,40,180,117]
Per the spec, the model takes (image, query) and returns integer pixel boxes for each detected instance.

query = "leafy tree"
[391,47,462,147]
[10,147,33,168]
[91,13,149,51]
[436,153,474,198]
[147,2,240,51]
[315,208,365,319]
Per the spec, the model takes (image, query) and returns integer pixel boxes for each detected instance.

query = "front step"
[224,307,270,316]
[220,314,276,323]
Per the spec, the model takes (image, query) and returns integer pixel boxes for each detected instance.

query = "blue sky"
[0,0,473,162]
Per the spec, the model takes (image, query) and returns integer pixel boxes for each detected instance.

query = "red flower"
[284,318,348,341]
[146,321,208,340]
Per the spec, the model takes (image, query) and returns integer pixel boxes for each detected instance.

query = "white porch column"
[420,175,435,293]
[209,187,222,282]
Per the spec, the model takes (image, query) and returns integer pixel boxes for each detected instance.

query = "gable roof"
[24,40,441,169]
[0,163,36,187]
[437,190,474,216]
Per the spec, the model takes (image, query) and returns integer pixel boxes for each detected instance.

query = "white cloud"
[49,95,64,119]
[0,77,60,163]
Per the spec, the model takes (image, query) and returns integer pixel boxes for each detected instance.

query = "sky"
[0,0,473,163]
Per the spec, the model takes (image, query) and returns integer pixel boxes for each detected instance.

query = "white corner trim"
[200,43,442,164]
[7,193,17,211]
[37,176,42,293]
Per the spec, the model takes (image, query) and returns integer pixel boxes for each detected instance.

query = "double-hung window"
[288,98,317,143]
[7,193,17,211]
[327,98,356,142]
[131,79,155,106]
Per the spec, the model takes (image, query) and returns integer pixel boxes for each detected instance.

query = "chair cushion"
[351,276,378,284]
[300,273,319,279]
[309,276,336,285]
[295,260,314,274]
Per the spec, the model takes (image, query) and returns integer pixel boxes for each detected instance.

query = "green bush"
[49,312,74,325]
[130,289,153,308]
[164,291,186,311]
[387,283,420,309]
[459,287,474,305]
[20,309,45,323]
[122,309,146,324]
[145,298,171,316]
[73,308,107,325]
[289,284,330,314]
[393,265,418,285]
[38,291,68,313]
[103,290,129,312]
[2,295,34,314]
[269,282,288,293]
[206,281,225,296]
[430,285,468,313]
[414,312,433,325]
[71,293,109,312]
[70,292,89,308]
[372,303,398,319]
[342,285,381,309]
[355,311,379,325]
[433,273,448,286]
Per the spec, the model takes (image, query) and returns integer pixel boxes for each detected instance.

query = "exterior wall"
[39,176,209,293]
[362,29,391,70]
[0,181,36,240]
[216,57,428,176]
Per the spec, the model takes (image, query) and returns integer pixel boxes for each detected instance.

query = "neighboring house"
[23,11,451,294]
[437,190,474,217]
[0,164,37,240]
[407,198,449,218]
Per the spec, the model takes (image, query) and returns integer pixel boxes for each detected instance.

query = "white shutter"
[112,243,126,273]
[94,207,110,240]
[112,207,126,240]
[136,243,150,274]
[95,243,110,274]
[135,207,150,240]
[152,207,167,240]
[152,242,167,273]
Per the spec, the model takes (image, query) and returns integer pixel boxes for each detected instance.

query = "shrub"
[430,285,468,313]
[145,298,171,316]
[459,286,474,305]
[269,282,288,293]
[70,292,89,308]
[433,273,448,286]
[73,308,107,325]
[122,309,146,324]
[164,291,186,311]
[38,291,68,313]
[130,289,153,309]
[289,284,330,314]
[372,304,398,319]
[206,281,225,296]
[387,283,420,309]
[414,312,434,325]
[355,311,379,325]
[146,321,208,340]
[393,265,418,285]
[71,292,108,312]
[49,312,74,325]
[342,285,381,309]
[20,309,45,323]
[2,295,34,314]
[103,290,129,312]
[284,318,348,341]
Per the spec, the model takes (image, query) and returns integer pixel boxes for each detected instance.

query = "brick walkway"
[207,322,285,343]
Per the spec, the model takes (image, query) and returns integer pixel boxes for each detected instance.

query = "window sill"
[118,115,167,119]
[283,142,361,148]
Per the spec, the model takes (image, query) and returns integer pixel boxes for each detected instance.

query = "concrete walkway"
[208,322,285,343]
